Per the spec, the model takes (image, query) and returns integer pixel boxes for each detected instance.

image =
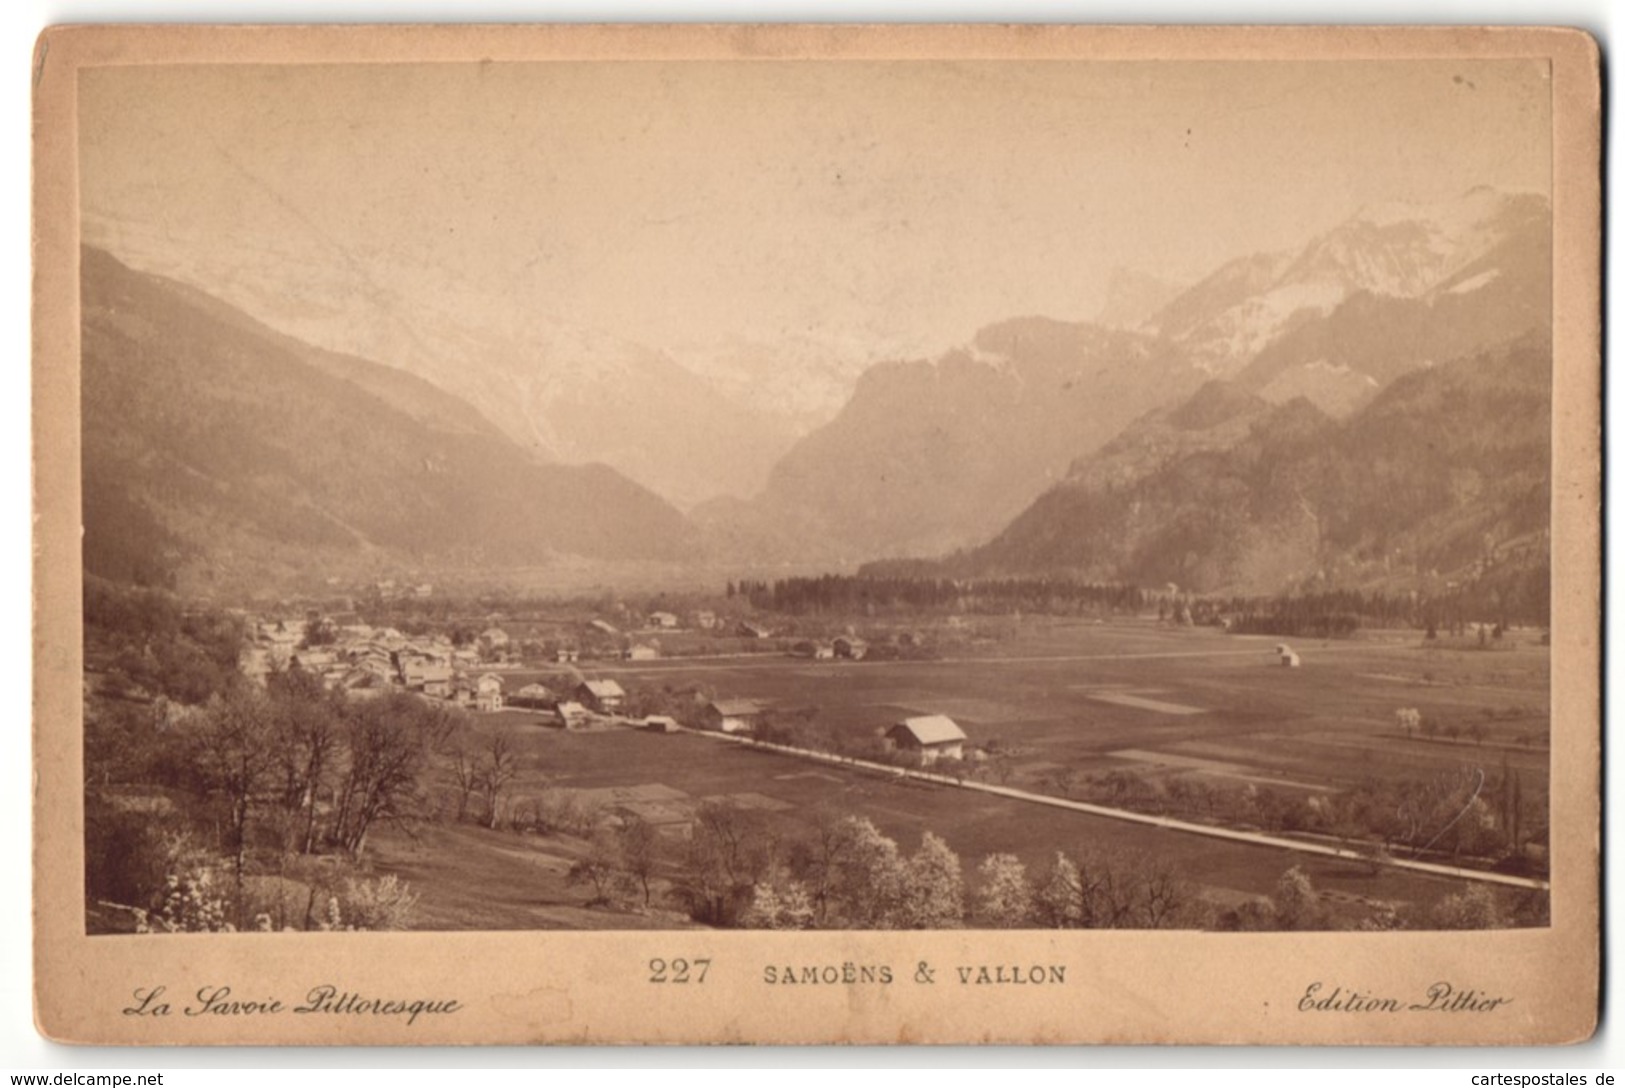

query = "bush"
[340,874,420,931]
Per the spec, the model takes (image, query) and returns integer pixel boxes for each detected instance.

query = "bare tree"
[330,695,458,859]
[185,686,279,926]
[616,813,661,908]
[477,733,520,829]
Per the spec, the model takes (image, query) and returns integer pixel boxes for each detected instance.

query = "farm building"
[886,715,967,764]
[737,621,772,640]
[643,715,681,733]
[475,673,505,711]
[556,701,590,729]
[693,610,717,630]
[511,682,555,708]
[789,640,835,660]
[421,666,453,698]
[704,698,769,734]
[590,619,620,636]
[576,679,626,713]
[1281,651,1301,668]
[480,627,510,649]
[648,611,679,629]
[625,643,660,661]
[555,645,580,663]
[833,636,869,660]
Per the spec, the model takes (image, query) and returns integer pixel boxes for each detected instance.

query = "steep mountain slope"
[1234,194,1552,414]
[1146,188,1551,399]
[696,317,1204,564]
[80,246,698,593]
[913,333,1550,597]
[1061,379,1274,494]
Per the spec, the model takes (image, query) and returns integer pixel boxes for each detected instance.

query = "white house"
[475,673,505,711]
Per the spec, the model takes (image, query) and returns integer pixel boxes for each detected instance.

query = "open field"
[501,618,1547,799]
[372,617,1549,929]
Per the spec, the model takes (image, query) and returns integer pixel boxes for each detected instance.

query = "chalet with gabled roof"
[575,679,626,714]
[886,715,967,763]
[704,698,769,734]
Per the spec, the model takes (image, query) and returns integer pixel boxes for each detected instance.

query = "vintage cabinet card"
[32,24,1600,1045]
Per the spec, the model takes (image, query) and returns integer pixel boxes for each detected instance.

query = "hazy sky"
[79,58,1550,361]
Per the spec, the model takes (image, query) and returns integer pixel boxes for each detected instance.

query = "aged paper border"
[32,23,1602,1047]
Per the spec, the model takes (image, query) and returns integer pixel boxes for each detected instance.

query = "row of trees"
[733,575,1148,618]
[559,802,1540,931]
[670,806,1212,930]
[1038,758,1544,875]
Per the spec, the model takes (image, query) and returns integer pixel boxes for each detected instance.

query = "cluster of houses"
[238,613,968,762]
[241,618,516,708]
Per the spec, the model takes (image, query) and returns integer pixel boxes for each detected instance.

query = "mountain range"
[81,246,697,594]
[81,186,1553,597]
[81,212,839,510]
[874,332,1551,600]
[697,188,1551,563]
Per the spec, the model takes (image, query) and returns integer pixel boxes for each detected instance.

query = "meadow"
[371,617,1550,929]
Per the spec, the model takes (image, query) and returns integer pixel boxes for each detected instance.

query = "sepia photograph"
[32,24,1601,1046]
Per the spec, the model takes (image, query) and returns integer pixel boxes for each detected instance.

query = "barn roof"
[891,715,967,746]
[581,679,626,698]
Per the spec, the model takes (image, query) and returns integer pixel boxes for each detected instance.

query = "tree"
[448,735,480,823]
[1034,851,1083,928]
[1137,856,1206,929]
[1075,848,1142,928]
[1272,866,1328,930]
[899,832,964,928]
[476,733,520,829]
[826,817,907,928]
[785,807,857,926]
[740,880,816,930]
[673,800,779,926]
[616,814,661,908]
[568,829,631,907]
[1429,884,1504,929]
[329,695,458,859]
[975,853,1033,928]
[338,874,420,930]
[185,687,279,925]
[266,667,342,854]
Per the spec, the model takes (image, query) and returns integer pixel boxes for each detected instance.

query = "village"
[237,605,967,764]
[79,564,1554,938]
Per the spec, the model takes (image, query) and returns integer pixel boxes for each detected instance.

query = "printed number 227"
[649,957,710,983]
